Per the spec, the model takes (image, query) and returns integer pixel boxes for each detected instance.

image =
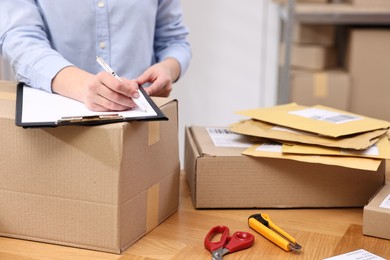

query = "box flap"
[152,97,177,109]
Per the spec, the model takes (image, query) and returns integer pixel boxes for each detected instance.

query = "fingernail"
[133,92,140,98]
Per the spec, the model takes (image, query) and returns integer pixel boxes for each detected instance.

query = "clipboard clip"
[58,114,123,124]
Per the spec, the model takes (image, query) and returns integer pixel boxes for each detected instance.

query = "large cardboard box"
[185,126,385,208]
[0,81,180,253]
[290,69,351,110]
[363,183,390,240]
[347,29,390,121]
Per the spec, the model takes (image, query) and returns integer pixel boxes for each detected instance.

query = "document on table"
[15,83,167,127]
[324,249,386,260]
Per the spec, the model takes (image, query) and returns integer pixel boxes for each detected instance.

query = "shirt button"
[99,42,106,49]
[97,1,105,8]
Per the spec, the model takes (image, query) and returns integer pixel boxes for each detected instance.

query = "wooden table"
[1,173,389,260]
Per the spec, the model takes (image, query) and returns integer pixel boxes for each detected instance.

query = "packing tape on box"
[0,91,16,101]
[146,183,160,232]
[313,72,328,98]
[148,121,160,146]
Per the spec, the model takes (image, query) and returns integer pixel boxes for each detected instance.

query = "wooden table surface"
[1,172,389,260]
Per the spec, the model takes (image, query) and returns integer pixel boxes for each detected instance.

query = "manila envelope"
[230,119,387,150]
[243,141,382,171]
[282,135,390,159]
[236,103,390,138]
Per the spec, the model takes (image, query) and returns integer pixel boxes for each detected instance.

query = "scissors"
[204,225,255,260]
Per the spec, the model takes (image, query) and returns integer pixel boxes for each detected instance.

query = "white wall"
[172,0,280,165]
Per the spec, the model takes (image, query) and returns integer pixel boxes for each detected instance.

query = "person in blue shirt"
[0,0,191,111]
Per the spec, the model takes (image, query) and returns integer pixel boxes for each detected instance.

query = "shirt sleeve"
[0,0,72,92]
[154,0,192,78]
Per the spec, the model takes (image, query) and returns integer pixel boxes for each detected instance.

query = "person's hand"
[136,58,181,97]
[52,66,141,112]
[82,71,140,111]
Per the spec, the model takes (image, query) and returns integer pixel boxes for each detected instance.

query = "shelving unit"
[277,1,390,104]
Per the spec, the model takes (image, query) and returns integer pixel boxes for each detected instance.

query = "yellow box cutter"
[248,213,302,253]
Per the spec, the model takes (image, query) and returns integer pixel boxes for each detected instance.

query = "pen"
[96,56,146,112]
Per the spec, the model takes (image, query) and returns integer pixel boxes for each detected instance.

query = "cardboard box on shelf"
[274,0,329,4]
[0,81,180,254]
[347,29,390,121]
[363,183,390,240]
[291,44,337,70]
[346,0,390,6]
[298,0,329,2]
[294,23,336,46]
[290,69,351,110]
[185,126,385,208]
[0,59,3,79]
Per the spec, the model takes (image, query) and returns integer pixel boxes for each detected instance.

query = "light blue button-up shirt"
[0,0,191,93]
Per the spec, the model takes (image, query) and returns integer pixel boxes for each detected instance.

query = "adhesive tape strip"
[313,72,328,98]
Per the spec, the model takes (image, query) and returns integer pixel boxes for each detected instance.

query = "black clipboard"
[15,83,167,128]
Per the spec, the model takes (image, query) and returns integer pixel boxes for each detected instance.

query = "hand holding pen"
[96,56,146,112]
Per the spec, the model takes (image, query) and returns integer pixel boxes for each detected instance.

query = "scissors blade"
[211,248,228,260]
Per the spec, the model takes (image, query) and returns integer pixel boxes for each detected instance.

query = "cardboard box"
[363,183,390,240]
[347,29,390,121]
[290,69,351,110]
[346,0,390,6]
[294,23,336,46]
[274,0,329,4]
[291,44,337,70]
[0,58,3,79]
[185,126,385,208]
[0,81,180,253]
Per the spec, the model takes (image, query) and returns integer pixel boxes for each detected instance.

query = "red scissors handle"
[225,231,255,253]
[204,225,255,254]
[204,225,230,252]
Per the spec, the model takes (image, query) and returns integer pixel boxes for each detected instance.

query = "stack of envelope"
[230,103,390,171]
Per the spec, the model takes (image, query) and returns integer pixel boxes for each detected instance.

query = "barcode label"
[206,127,253,148]
[379,194,390,209]
[207,128,234,135]
[323,115,360,124]
[288,108,362,124]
